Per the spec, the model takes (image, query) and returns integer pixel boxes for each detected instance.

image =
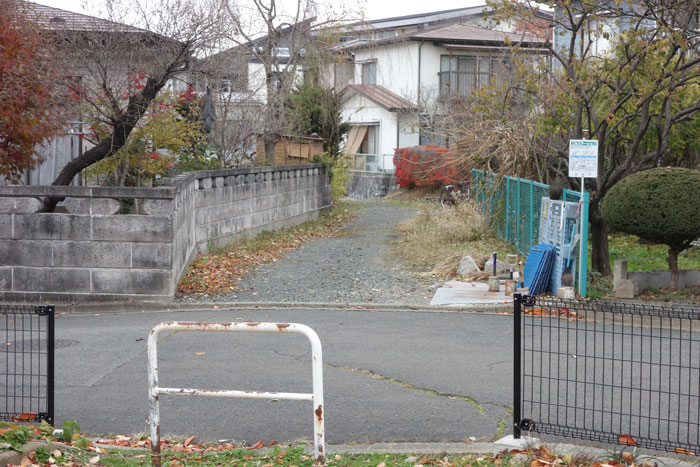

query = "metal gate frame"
[514,293,700,454]
[0,304,54,425]
[147,321,325,466]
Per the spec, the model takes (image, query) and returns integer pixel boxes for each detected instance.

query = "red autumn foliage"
[0,0,62,182]
[393,145,470,188]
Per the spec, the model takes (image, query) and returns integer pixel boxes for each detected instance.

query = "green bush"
[601,167,700,289]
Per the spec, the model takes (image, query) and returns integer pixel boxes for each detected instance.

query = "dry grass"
[391,194,515,277]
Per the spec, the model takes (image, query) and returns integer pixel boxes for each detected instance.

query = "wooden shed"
[256,135,324,165]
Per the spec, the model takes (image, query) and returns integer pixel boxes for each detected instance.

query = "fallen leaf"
[621,452,635,463]
[672,447,695,455]
[53,449,62,457]
[377,462,386,467]
[539,445,553,460]
[184,435,196,447]
[11,412,36,422]
[89,455,100,464]
[618,434,638,446]
[194,352,205,356]
[250,440,264,449]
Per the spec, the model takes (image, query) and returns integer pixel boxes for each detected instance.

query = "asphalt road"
[55,307,514,444]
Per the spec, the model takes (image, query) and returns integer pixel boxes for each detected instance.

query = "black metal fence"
[514,294,700,455]
[0,304,54,424]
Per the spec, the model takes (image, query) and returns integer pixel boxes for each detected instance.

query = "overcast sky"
[34,0,487,22]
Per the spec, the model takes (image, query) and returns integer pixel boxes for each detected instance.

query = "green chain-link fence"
[472,169,587,253]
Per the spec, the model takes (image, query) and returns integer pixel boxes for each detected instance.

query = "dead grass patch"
[391,196,515,278]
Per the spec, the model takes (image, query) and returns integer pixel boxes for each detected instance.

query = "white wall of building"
[353,42,421,102]
[342,93,419,156]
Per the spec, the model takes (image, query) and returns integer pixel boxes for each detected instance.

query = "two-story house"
[335,7,547,173]
[194,18,318,165]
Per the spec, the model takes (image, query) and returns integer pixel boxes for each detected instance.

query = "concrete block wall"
[348,172,398,199]
[193,166,331,253]
[0,164,330,302]
[0,211,173,301]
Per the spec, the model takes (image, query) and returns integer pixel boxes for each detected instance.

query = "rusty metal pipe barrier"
[147,321,326,466]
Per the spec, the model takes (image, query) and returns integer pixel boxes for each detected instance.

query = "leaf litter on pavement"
[177,202,358,296]
[23,442,669,467]
[11,429,676,467]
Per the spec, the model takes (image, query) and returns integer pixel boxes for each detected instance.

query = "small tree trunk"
[667,246,682,291]
[589,202,612,276]
[264,134,276,164]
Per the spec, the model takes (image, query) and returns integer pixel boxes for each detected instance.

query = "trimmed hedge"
[601,167,700,247]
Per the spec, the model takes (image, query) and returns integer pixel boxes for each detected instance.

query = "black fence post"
[46,305,55,426]
[513,293,522,439]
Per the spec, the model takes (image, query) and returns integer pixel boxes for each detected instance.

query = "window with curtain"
[361,61,377,85]
[438,55,511,97]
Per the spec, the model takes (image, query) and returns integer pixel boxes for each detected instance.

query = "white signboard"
[569,139,598,178]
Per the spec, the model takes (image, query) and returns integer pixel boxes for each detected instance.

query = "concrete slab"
[430,280,514,306]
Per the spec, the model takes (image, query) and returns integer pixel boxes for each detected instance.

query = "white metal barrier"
[147,321,325,466]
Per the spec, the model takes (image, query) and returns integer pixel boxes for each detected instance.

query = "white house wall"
[354,42,421,102]
[341,93,419,156]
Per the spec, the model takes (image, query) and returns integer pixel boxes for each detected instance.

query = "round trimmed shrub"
[601,167,700,289]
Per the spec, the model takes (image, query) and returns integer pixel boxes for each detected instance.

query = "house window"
[419,128,447,148]
[438,55,510,97]
[361,61,377,85]
[217,62,249,93]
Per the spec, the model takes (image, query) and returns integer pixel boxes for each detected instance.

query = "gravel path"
[181,200,433,305]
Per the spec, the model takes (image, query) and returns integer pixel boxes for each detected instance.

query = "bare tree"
[219,0,355,164]
[480,0,700,275]
[40,0,223,211]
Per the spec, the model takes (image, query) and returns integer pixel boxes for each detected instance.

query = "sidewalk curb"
[49,300,513,315]
[85,440,698,467]
[318,441,697,466]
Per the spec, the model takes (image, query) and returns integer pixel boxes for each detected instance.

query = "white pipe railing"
[147,321,325,466]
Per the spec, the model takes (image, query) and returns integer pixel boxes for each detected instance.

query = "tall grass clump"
[394,200,510,272]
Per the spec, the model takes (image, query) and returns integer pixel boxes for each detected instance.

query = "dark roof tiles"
[25,2,149,33]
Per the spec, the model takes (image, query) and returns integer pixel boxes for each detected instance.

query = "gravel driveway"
[183,200,433,305]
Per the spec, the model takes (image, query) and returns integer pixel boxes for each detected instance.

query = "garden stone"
[488,276,500,292]
[485,258,511,276]
[557,286,576,299]
[614,260,628,281]
[457,256,481,275]
[614,279,638,299]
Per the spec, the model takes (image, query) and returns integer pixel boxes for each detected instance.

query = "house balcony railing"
[353,154,394,173]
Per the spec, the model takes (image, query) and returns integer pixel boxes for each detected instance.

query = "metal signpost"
[568,139,598,297]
